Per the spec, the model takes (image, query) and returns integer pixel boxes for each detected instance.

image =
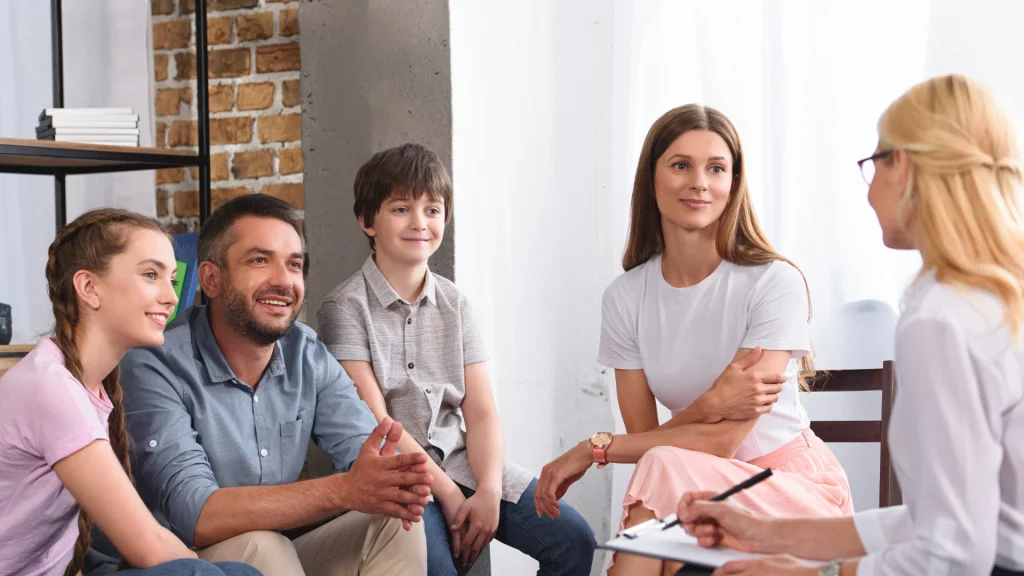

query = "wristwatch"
[589,431,613,469]
[819,561,841,576]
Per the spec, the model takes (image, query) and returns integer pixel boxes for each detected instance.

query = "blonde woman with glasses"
[675,74,1024,576]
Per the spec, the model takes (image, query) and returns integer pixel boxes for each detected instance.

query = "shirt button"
[408,362,415,369]
[260,448,268,457]
[253,395,259,403]
[428,432,433,440]
[425,389,432,394]
[407,318,412,325]
[148,439,157,448]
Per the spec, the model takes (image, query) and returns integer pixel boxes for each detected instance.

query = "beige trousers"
[196,513,426,576]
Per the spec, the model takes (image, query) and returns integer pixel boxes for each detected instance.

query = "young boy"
[316,143,596,576]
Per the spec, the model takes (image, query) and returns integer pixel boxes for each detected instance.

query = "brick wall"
[151,0,303,234]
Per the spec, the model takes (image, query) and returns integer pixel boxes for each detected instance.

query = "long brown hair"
[622,104,815,384]
[46,208,167,576]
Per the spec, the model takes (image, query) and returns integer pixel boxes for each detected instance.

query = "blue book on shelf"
[169,233,199,325]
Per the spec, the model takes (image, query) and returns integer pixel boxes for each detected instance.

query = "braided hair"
[45,208,167,576]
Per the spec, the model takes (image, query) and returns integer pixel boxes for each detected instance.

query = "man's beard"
[220,281,299,346]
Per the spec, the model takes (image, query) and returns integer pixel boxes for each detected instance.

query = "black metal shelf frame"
[38,0,213,231]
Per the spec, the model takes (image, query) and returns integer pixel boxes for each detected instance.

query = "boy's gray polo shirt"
[317,256,533,503]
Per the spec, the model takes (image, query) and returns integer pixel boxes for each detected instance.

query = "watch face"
[592,432,613,447]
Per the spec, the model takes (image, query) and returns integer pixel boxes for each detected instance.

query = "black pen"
[661,468,773,531]
[617,468,773,539]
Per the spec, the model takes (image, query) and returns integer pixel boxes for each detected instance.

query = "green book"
[168,260,188,324]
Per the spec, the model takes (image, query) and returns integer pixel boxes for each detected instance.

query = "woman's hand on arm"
[607,348,793,461]
[53,440,197,568]
[663,347,787,428]
[536,348,791,517]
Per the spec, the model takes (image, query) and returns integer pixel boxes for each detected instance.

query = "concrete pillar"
[299,2,491,573]
[300,0,454,317]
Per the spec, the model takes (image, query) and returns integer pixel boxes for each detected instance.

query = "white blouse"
[854,272,1024,575]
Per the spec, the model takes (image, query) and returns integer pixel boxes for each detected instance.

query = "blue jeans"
[422,478,596,576]
[119,559,261,576]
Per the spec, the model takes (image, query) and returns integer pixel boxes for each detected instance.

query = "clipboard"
[600,521,769,569]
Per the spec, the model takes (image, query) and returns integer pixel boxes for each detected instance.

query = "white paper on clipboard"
[600,524,769,568]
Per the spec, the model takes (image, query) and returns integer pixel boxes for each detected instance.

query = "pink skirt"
[619,428,853,530]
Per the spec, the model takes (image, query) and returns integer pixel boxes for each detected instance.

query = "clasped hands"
[340,417,433,531]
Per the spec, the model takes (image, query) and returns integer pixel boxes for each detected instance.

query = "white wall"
[450,1,619,573]
[0,0,155,344]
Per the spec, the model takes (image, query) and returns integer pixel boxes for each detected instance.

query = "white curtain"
[451,1,1024,573]
[0,0,155,344]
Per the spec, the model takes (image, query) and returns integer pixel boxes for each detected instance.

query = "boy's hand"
[436,485,468,560]
[338,418,433,528]
[451,485,501,568]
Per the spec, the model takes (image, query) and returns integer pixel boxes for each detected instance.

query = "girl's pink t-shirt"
[0,337,113,576]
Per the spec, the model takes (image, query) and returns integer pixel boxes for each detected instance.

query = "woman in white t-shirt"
[534,104,852,575]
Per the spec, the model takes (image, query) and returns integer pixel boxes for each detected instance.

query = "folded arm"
[609,348,792,461]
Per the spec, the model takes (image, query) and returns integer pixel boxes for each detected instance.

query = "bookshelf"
[0,0,214,231]
[0,345,33,375]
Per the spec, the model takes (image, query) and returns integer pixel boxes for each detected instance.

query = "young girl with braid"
[0,209,260,576]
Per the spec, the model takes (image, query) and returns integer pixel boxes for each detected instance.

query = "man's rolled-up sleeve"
[120,347,220,547]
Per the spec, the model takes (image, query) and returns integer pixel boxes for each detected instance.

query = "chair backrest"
[808,361,902,508]
[0,345,33,379]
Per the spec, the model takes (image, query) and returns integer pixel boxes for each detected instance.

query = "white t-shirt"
[598,254,811,461]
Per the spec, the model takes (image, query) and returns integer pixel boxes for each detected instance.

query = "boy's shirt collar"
[362,254,437,308]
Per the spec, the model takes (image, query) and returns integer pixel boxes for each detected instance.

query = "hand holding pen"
[618,469,774,540]
[676,470,780,553]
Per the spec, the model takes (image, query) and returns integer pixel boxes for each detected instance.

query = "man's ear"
[72,269,101,311]
[198,261,222,299]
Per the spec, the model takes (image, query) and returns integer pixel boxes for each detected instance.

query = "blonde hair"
[879,74,1024,337]
[623,104,815,387]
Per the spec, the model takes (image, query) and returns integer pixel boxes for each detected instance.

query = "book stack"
[36,108,140,147]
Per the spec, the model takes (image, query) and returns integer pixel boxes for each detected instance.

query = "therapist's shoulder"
[900,273,1007,340]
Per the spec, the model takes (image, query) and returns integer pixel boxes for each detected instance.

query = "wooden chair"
[0,344,33,378]
[808,361,902,508]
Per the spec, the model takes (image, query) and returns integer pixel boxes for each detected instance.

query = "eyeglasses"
[856,150,893,185]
